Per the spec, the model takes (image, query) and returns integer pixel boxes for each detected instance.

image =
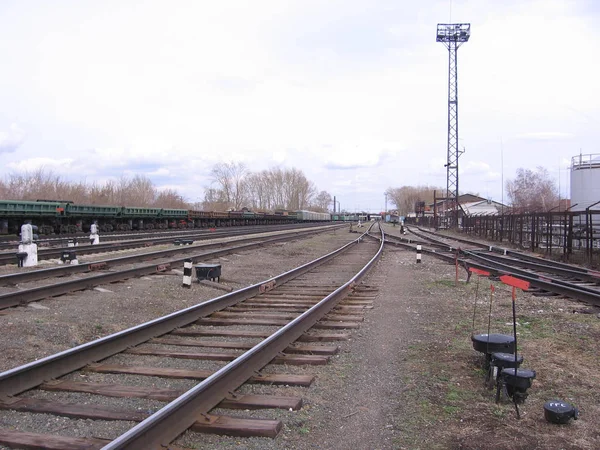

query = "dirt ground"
[0,224,599,449]
[279,225,600,450]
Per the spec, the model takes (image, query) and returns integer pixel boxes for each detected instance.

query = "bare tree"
[89,180,117,205]
[228,166,317,212]
[244,172,268,210]
[282,168,315,209]
[506,166,559,213]
[210,161,248,210]
[0,170,190,208]
[0,169,87,202]
[312,190,332,212]
[386,185,441,216]
[202,187,229,211]
[123,175,156,206]
[154,188,188,208]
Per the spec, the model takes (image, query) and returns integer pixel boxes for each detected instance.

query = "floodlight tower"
[436,23,470,228]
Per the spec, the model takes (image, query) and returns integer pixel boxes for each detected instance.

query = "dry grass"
[391,277,600,450]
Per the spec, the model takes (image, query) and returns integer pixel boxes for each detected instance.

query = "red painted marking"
[490,284,495,293]
[469,267,491,276]
[209,228,216,232]
[499,275,530,291]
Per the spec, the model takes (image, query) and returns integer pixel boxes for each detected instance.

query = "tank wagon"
[0,200,331,235]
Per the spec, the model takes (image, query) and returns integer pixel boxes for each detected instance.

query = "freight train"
[0,200,332,235]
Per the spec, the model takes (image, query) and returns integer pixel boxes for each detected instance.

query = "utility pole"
[384,192,388,219]
[437,23,470,228]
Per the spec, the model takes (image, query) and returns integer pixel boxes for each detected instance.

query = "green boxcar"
[121,206,162,218]
[65,203,121,217]
[0,200,63,216]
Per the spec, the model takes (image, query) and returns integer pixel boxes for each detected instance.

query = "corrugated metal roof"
[460,200,500,216]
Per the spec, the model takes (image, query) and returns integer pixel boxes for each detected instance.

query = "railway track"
[0,223,330,265]
[0,223,329,251]
[384,228,600,307]
[0,225,343,310]
[0,223,383,448]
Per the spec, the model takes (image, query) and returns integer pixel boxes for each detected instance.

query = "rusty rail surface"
[0,224,383,449]
[384,233,600,306]
[0,226,343,310]
[0,223,333,265]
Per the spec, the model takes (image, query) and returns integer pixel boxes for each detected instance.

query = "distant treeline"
[203,162,333,213]
[0,170,188,208]
[0,165,335,213]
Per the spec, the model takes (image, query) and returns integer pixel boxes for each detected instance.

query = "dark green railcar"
[0,200,65,234]
[0,200,63,216]
[65,203,121,217]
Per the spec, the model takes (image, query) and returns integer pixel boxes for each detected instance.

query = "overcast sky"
[0,0,598,212]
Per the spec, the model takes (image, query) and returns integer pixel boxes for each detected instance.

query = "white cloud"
[0,0,598,211]
[0,124,25,154]
[7,157,75,172]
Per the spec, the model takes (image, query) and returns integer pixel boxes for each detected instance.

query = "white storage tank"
[570,153,600,212]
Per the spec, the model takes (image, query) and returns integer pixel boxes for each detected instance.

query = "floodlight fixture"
[436,23,471,45]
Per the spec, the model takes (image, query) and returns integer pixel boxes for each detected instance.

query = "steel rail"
[0,228,219,251]
[384,235,600,306]
[412,226,599,277]
[461,250,600,303]
[411,226,491,250]
[0,229,241,262]
[0,225,342,287]
[407,226,487,251]
[482,248,598,276]
[0,227,338,309]
[0,226,375,397]
[102,225,384,449]
[464,251,600,284]
[0,222,316,248]
[383,234,457,263]
[0,223,330,264]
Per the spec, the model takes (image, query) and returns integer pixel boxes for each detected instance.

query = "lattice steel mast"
[436,23,470,228]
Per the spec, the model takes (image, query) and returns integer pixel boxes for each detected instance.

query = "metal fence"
[406,210,600,268]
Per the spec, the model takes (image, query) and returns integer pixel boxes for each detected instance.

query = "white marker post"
[18,223,38,267]
[182,259,193,288]
[416,244,422,263]
[90,222,100,245]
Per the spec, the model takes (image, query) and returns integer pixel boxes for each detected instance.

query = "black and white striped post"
[416,244,422,263]
[182,258,193,288]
